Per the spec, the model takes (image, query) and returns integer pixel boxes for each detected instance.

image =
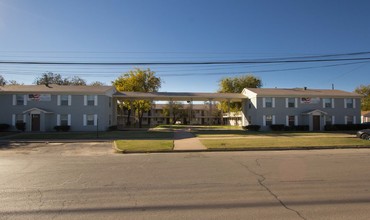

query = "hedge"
[16,122,26,132]
[324,124,370,131]
[54,125,71,132]
[0,124,10,132]
[242,125,261,131]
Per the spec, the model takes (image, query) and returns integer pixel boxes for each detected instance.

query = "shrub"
[285,125,309,131]
[16,122,26,132]
[54,125,71,132]
[270,124,285,131]
[324,124,370,131]
[242,125,261,131]
[107,125,118,131]
[0,124,10,132]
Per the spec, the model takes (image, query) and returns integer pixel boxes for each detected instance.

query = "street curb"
[0,139,113,144]
[112,142,370,154]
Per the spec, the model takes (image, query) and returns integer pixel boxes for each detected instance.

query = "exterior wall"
[0,93,113,132]
[243,96,361,131]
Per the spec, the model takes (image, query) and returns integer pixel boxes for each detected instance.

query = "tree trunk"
[138,110,144,128]
[126,109,131,126]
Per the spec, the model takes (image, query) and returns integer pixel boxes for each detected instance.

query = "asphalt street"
[1,142,370,220]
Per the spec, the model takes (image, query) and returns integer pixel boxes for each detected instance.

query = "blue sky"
[0,0,369,92]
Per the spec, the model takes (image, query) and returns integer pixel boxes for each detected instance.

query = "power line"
[1,57,370,66]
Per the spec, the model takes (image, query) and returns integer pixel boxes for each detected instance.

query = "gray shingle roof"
[113,91,246,101]
[0,84,114,94]
[244,88,361,98]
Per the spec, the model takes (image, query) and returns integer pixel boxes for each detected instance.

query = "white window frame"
[345,116,355,125]
[58,95,71,106]
[344,98,355,109]
[263,97,275,108]
[84,95,98,106]
[286,115,298,126]
[13,94,27,106]
[57,114,71,126]
[285,98,297,108]
[263,115,275,126]
[323,98,334,108]
[83,114,97,126]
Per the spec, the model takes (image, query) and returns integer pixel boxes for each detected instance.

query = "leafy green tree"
[355,84,370,111]
[163,102,187,124]
[218,74,262,93]
[113,68,162,127]
[218,74,262,112]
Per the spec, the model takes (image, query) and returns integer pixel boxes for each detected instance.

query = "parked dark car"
[357,129,370,140]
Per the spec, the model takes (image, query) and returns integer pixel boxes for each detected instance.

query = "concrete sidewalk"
[173,130,207,151]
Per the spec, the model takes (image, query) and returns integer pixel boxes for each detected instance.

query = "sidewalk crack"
[236,160,307,220]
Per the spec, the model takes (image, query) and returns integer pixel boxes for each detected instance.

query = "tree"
[90,81,105,86]
[7,80,22,85]
[113,68,162,128]
[355,84,370,111]
[163,102,187,124]
[0,75,21,86]
[218,74,262,112]
[0,75,6,86]
[69,76,87,86]
[34,72,87,86]
[34,72,64,86]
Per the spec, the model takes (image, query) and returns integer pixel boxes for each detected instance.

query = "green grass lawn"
[201,136,370,149]
[4,129,369,152]
[114,139,174,152]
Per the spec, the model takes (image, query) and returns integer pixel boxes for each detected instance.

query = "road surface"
[1,142,370,219]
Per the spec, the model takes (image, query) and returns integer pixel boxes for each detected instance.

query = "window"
[87,114,95,125]
[288,116,295,126]
[265,115,273,126]
[84,95,97,106]
[87,95,95,106]
[16,114,24,123]
[325,116,332,126]
[345,99,354,108]
[60,114,69,126]
[346,116,354,125]
[264,98,273,108]
[16,95,24,105]
[57,114,70,126]
[323,98,332,108]
[287,98,296,108]
[60,95,69,106]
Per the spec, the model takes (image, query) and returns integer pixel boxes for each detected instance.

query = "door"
[313,115,320,131]
[31,114,41,131]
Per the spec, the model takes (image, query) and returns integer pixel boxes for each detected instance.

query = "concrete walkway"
[173,130,207,151]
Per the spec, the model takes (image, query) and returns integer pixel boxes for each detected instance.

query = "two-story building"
[0,84,115,132]
[242,88,362,131]
[0,85,362,132]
